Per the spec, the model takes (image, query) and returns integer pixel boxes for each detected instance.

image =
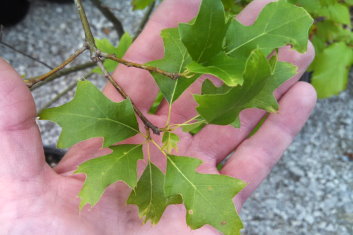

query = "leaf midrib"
[54,111,139,133]
[197,11,215,62]
[169,37,189,102]
[225,14,308,55]
[167,157,220,213]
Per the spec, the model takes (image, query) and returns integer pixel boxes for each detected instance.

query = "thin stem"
[74,0,96,56]
[0,41,53,70]
[165,103,173,127]
[176,115,200,126]
[160,115,201,132]
[25,46,88,88]
[147,142,151,161]
[100,52,182,80]
[171,120,205,128]
[145,126,151,140]
[97,60,161,135]
[29,61,95,90]
[90,0,125,39]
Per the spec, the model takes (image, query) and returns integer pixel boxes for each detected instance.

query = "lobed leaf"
[226,1,313,56]
[128,162,182,224]
[76,144,143,209]
[39,81,139,148]
[179,0,242,86]
[179,0,228,63]
[195,49,296,126]
[165,155,246,235]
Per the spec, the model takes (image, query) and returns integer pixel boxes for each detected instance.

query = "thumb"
[0,58,47,179]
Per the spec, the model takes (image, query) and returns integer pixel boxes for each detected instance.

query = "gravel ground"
[1,0,352,234]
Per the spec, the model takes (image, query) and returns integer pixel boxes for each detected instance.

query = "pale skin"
[0,0,316,234]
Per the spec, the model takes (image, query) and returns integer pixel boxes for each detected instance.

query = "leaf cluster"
[39,0,313,234]
[227,0,353,98]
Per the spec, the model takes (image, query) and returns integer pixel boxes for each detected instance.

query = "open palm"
[0,0,316,234]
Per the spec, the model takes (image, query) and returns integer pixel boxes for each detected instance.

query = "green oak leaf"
[131,0,155,10]
[93,33,132,73]
[179,0,228,63]
[225,0,313,57]
[127,162,182,224]
[195,49,296,126]
[311,42,353,98]
[162,132,180,153]
[165,155,246,235]
[76,144,143,209]
[148,28,198,103]
[179,0,243,86]
[39,81,139,148]
[180,0,312,86]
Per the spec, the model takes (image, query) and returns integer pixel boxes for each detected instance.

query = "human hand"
[0,0,316,234]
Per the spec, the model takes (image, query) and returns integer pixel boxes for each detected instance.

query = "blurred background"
[0,0,352,234]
